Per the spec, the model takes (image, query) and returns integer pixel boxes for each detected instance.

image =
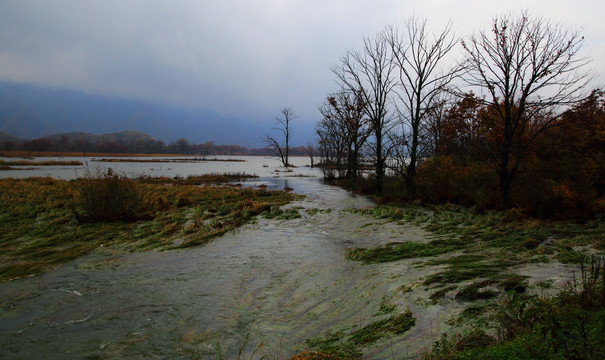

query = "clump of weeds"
[307,208,332,216]
[348,310,416,346]
[347,204,601,288]
[429,285,458,304]
[346,204,604,359]
[304,331,361,360]
[304,310,416,359]
[455,281,499,301]
[262,207,302,220]
[377,294,397,315]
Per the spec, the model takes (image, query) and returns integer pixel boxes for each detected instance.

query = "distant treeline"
[0,130,309,156]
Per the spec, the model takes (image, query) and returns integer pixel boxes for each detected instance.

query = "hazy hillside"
[0,131,21,142]
[0,81,272,147]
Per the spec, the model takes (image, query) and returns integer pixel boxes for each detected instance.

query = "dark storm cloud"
[0,0,603,129]
[0,1,393,121]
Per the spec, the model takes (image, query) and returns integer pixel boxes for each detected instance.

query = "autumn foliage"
[417,90,605,219]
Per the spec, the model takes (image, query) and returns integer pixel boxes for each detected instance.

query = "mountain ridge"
[0,81,274,147]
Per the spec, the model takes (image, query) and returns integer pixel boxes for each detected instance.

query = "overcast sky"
[1,0,604,133]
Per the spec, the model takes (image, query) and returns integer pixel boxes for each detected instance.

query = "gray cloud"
[1,0,603,139]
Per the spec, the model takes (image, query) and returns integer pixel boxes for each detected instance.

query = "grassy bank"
[0,176,301,283]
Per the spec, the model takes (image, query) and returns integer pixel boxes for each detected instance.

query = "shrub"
[416,155,499,210]
[72,167,151,222]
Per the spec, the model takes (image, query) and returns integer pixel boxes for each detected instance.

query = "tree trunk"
[375,133,384,194]
[499,147,511,207]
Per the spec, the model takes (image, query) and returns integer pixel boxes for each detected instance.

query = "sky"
[0,0,604,140]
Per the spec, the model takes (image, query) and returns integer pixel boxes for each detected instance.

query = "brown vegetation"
[0,174,300,282]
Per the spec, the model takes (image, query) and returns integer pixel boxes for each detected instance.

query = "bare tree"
[331,32,397,193]
[462,11,592,205]
[307,141,317,168]
[386,17,461,194]
[315,114,346,178]
[176,138,189,155]
[422,91,453,155]
[264,107,297,167]
[318,90,370,180]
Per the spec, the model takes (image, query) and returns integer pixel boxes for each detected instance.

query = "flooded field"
[0,155,316,181]
[0,157,584,359]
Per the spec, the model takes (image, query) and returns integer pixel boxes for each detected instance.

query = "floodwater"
[0,155,317,180]
[0,156,576,359]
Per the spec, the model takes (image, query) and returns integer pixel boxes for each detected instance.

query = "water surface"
[2,174,430,359]
[0,157,575,359]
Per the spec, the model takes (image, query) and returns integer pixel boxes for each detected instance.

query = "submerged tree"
[462,11,592,205]
[264,107,297,167]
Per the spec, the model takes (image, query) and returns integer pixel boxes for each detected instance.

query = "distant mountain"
[0,81,272,147]
[0,131,21,142]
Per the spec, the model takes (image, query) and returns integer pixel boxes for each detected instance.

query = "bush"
[416,155,499,210]
[72,167,151,222]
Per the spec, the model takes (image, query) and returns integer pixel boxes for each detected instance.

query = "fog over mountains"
[0,81,312,147]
